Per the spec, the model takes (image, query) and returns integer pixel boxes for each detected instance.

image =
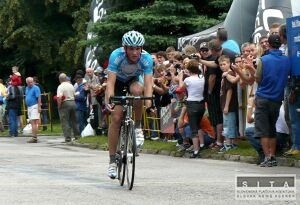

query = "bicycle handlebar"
[110,96,154,105]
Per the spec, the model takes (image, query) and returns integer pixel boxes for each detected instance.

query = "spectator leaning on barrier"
[25,77,41,143]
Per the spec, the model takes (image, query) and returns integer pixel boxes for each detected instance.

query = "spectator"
[219,55,238,151]
[85,67,100,130]
[199,42,223,149]
[25,77,41,143]
[268,22,280,36]
[241,42,251,59]
[244,90,263,164]
[245,102,289,164]
[254,34,290,167]
[6,77,22,137]
[178,59,205,158]
[152,64,172,140]
[285,26,300,156]
[199,39,238,149]
[151,53,159,67]
[0,79,7,132]
[156,51,168,65]
[216,27,240,54]
[279,24,287,56]
[182,45,197,56]
[33,76,48,131]
[57,73,80,142]
[10,66,22,86]
[258,35,269,56]
[166,46,176,62]
[171,86,187,146]
[74,74,88,133]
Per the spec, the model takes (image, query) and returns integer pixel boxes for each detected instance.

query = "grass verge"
[76,136,300,161]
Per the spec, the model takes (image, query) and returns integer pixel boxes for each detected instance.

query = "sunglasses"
[200,49,209,52]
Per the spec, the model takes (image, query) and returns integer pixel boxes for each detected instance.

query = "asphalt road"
[0,136,299,205]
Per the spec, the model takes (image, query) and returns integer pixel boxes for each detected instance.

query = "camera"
[183,73,189,80]
[188,53,199,60]
[174,64,181,69]
[253,60,257,68]
[165,71,171,77]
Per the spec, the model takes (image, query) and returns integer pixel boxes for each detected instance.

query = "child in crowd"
[219,55,238,151]
[10,66,22,86]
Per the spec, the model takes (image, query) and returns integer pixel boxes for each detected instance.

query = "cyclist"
[105,30,153,179]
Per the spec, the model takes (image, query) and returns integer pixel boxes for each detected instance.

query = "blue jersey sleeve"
[107,48,124,73]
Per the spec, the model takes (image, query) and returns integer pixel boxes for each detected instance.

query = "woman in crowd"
[178,59,205,158]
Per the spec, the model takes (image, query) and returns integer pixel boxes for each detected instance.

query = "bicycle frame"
[111,96,153,190]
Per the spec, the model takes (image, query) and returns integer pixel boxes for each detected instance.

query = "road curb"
[70,142,300,168]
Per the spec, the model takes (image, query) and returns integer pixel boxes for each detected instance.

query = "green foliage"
[0,0,232,90]
[0,0,89,89]
[88,0,220,64]
[187,0,233,18]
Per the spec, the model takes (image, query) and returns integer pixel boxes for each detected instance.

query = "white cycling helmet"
[122,30,145,47]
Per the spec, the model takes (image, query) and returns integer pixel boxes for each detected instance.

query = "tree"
[87,0,231,64]
[0,0,89,91]
[0,0,232,90]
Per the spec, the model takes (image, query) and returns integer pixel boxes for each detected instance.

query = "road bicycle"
[110,95,153,190]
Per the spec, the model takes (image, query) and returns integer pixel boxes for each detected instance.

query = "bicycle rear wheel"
[117,125,126,186]
[125,122,136,190]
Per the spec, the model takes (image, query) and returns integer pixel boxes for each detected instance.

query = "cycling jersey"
[107,47,153,83]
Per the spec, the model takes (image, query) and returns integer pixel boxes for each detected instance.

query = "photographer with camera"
[198,39,238,149]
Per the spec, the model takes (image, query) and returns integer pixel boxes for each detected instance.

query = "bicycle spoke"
[109,95,153,190]
[126,123,136,190]
[117,126,126,186]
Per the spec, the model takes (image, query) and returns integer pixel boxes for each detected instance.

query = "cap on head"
[122,30,145,47]
[199,42,208,50]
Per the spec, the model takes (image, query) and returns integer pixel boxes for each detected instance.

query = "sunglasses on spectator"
[200,49,209,52]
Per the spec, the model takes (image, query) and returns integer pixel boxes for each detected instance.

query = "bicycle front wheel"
[117,125,126,186]
[125,122,136,190]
